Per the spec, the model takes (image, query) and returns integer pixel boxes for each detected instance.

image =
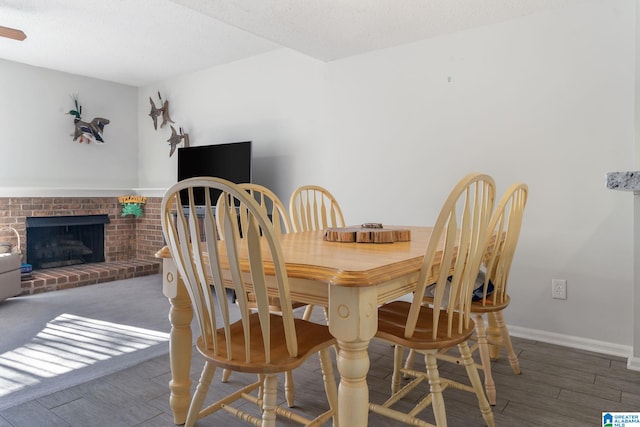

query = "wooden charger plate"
[323,224,411,243]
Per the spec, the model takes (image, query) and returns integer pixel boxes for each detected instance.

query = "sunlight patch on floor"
[0,313,169,397]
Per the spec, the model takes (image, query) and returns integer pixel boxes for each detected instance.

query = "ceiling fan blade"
[0,25,26,41]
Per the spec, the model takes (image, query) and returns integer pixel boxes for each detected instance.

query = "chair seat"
[377,300,475,350]
[197,312,336,374]
[470,294,510,313]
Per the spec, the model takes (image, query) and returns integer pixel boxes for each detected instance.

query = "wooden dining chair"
[289,184,345,232]
[369,173,496,427]
[404,182,529,406]
[217,183,292,237]
[467,182,528,403]
[161,177,338,427]
[289,184,345,320]
[216,183,307,406]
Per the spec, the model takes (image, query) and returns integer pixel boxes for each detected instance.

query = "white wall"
[138,0,636,349]
[325,0,635,349]
[0,59,138,189]
[137,49,328,197]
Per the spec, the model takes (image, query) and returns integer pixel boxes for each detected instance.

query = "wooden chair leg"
[474,313,497,405]
[458,341,495,427]
[392,345,404,394]
[487,312,502,360]
[494,311,521,374]
[285,370,295,407]
[318,347,339,426]
[403,348,416,379]
[261,374,278,427]
[258,373,265,401]
[302,304,330,323]
[186,361,216,427]
[221,368,231,383]
[424,351,447,427]
[302,304,314,320]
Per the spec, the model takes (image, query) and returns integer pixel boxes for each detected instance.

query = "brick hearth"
[21,259,160,294]
[0,195,164,295]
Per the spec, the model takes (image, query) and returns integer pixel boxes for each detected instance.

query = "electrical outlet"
[552,279,567,300]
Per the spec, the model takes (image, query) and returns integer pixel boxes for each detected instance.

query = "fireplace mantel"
[0,187,166,197]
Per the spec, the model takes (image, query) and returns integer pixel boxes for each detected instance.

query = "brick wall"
[134,197,165,259]
[0,196,164,263]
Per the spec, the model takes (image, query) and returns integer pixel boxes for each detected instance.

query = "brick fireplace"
[0,196,164,295]
[26,214,109,269]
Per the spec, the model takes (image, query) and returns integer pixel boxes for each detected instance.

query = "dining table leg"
[162,258,193,425]
[329,285,378,427]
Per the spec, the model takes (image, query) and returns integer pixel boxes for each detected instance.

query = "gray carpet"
[0,275,172,411]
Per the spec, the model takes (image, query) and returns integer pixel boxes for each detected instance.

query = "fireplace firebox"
[26,215,110,270]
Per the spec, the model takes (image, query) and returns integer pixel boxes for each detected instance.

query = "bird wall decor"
[148,91,174,130]
[68,96,110,144]
[167,125,190,157]
[149,90,192,156]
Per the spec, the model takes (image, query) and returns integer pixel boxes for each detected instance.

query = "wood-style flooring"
[1,316,639,426]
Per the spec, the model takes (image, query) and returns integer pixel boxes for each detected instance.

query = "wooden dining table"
[157,225,443,427]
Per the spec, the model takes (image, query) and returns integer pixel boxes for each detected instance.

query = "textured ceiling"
[0,0,588,87]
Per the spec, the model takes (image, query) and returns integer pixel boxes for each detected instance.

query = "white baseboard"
[627,356,640,371]
[507,325,637,370]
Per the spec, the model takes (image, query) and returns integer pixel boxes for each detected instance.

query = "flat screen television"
[177,141,252,206]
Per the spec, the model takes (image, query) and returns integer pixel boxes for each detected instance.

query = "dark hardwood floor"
[1,322,639,426]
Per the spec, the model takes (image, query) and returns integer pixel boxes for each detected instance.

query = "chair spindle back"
[409,173,496,340]
[217,183,292,236]
[161,177,299,364]
[477,182,528,306]
[289,185,345,232]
